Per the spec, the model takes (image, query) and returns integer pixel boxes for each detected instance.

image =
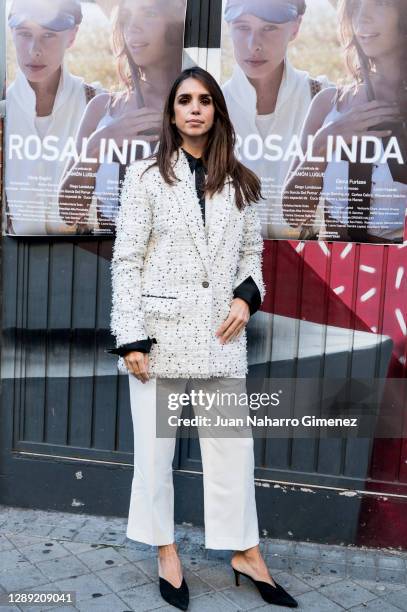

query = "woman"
[222,0,329,240]
[5,0,100,235]
[282,0,407,243]
[58,0,185,233]
[110,67,298,610]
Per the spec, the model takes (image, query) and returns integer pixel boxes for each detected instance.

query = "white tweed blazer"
[110,148,265,378]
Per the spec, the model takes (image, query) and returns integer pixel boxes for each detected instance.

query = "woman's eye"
[178,98,189,104]
[145,9,159,17]
[201,98,211,105]
[18,31,31,37]
[264,25,277,32]
[236,25,250,31]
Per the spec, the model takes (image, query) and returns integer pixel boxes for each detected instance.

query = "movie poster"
[3,0,187,236]
[220,0,407,244]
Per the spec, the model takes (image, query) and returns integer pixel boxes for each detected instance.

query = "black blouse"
[109,149,261,356]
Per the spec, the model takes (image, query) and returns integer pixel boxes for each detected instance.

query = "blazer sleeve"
[110,163,153,347]
[233,203,265,304]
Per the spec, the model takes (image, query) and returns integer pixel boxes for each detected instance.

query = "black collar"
[182,148,206,174]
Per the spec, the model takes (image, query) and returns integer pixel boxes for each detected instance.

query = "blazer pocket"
[141,295,180,319]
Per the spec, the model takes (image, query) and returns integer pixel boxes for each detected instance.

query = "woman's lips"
[26,64,47,72]
[245,59,268,68]
[357,33,380,40]
[130,43,149,50]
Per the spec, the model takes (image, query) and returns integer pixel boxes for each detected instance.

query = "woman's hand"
[216,298,250,345]
[102,107,163,148]
[313,100,401,157]
[124,351,150,383]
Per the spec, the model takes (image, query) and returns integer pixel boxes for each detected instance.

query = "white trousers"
[126,375,260,550]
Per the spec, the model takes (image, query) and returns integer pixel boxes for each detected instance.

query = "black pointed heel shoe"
[233,568,298,608]
[159,575,189,611]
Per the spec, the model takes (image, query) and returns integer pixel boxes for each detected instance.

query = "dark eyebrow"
[177,93,212,98]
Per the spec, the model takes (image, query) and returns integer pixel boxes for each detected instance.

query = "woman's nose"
[29,38,42,56]
[248,32,263,52]
[190,100,201,113]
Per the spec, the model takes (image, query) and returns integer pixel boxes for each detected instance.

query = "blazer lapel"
[172,150,211,276]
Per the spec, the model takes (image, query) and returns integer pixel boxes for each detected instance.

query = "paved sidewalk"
[0,506,406,611]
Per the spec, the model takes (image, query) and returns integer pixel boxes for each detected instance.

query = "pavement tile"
[353,578,406,594]
[181,569,214,598]
[381,587,407,611]
[264,554,291,571]
[0,565,51,591]
[294,571,344,589]
[267,571,312,597]
[219,583,268,610]
[0,535,15,552]
[95,562,150,592]
[118,546,157,564]
[17,541,72,564]
[377,568,406,584]
[293,543,321,559]
[295,589,344,611]
[319,578,378,608]
[56,573,112,602]
[377,556,406,571]
[319,562,348,579]
[19,524,55,538]
[290,557,320,574]
[194,564,236,590]
[5,534,48,549]
[0,548,32,571]
[180,554,223,573]
[263,540,295,556]
[349,597,401,611]
[76,592,129,611]
[118,581,168,611]
[76,547,128,572]
[320,546,347,564]
[35,556,90,581]
[188,591,240,611]
[59,542,104,556]
[97,531,127,546]
[349,563,378,581]
[71,531,107,544]
[134,557,159,581]
[47,527,81,541]
[347,551,377,567]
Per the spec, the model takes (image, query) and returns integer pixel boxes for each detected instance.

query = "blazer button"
[202,281,210,288]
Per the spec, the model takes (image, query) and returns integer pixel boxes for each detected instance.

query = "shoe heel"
[233,568,240,587]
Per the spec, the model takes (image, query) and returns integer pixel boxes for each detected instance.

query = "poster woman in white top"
[5,0,98,235]
[58,0,186,233]
[221,0,329,240]
[282,0,407,243]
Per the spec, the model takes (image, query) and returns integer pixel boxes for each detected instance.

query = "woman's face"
[11,22,78,83]
[120,0,173,67]
[172,77,215,143]
[351,0,401,61]
[229,14,301,81]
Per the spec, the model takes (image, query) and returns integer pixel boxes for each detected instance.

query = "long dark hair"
[338,0,407,119]
[110,0,184,107]
[148,67,262,210]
